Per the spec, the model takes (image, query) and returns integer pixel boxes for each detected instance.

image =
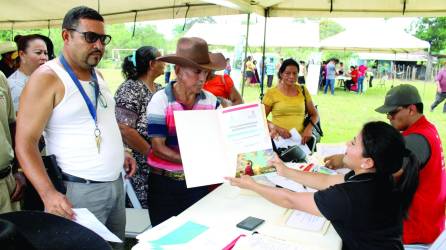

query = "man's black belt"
[0,165,12,179]
[61,172,108,184]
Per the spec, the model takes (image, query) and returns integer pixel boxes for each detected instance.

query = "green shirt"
[0,71,15,169]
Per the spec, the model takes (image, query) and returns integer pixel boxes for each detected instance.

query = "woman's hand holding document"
[173,103,272,188]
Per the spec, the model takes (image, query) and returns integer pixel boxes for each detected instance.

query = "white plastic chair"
[122,173,151,238]
[403,229,446,250]
[430,229,446,250]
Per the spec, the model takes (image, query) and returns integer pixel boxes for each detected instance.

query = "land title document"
[174,103,272,188]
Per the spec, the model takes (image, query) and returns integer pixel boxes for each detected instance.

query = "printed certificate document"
[174,103,272,188]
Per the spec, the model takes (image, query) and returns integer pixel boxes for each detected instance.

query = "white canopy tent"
[1,0,446,30]
[0,0,247,30]
[357,51,433,62]
[319,27,430,53]
[185,21,319,47]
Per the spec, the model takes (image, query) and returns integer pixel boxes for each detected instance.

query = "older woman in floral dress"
[114,46,165,208]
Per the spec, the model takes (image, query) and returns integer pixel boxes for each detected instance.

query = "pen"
[222,234,246,250]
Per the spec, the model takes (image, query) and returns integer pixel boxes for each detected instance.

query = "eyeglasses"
[89,82,108,108]
[67,29,112,45]
[386,107,403,118]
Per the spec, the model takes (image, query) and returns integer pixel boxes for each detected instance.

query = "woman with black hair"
[114,46,165,208]
[8,34,49,112]
[263,58,319,145]
[227,121,419,250]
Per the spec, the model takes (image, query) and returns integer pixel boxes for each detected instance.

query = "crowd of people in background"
[318,58,373,95]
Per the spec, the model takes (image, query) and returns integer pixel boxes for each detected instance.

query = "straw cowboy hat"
[0,41,17,55]
[157,37,226,70]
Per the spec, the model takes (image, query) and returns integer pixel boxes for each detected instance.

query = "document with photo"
[236,148,275,177]
[174,103,272,188]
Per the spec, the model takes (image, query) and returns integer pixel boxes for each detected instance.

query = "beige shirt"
[0,71,15,169]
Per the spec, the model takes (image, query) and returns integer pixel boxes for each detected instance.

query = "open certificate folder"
[174,103,272,188]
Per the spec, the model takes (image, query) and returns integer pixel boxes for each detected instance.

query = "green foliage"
[0,31,13,41]
[413,17,446,53]
[280,48,318,61]
[107,23,167,55]
[0,28,63,55]
[169,16,217,53]
[319,19,345,40]
[172,16,216,38]
[322,51,356,64]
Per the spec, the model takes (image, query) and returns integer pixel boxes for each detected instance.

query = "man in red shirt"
[325,84,446,246]
[346,66,358,91]
[375,85,446,246]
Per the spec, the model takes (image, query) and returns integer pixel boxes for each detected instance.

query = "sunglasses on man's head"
[67,29,112,45]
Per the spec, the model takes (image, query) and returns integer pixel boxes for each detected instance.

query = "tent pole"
[47,20,51,37]
[423,46,431,97]
[241,13,251,98]
[260,8,269,100]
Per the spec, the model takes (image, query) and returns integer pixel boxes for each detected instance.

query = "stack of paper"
[273,128,311,156]
[233,233,304,250]
[264,172,317,193]
[73,208,122,243]
[283,209,330,234]
[134,216,241,250]
[316,144,346,158]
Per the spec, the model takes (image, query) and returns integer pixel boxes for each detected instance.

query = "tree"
[413,17,446,53]
[319,19,345,40]
[0,31,13,41]
[172,16,216,38]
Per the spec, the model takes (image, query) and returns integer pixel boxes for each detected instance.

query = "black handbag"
[301,85,323,145]
[42,155,66,194]
[23,155,66,211]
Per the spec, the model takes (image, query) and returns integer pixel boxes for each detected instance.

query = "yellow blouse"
[245,61,255,72]
[262,85,312,133]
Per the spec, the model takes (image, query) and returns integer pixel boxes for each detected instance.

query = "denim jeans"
[430,92,446,112]
[324,78,335,95]
[357,76,365,94]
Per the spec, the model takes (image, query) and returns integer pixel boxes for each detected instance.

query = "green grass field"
[101,68,446,146]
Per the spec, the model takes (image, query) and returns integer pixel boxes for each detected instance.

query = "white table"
[139,182,342,250]
[335,75,351,89]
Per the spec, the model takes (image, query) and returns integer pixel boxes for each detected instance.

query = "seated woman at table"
[226,121,419,250]
[263,58,319,146]
[345,66,358,91]
[146,37,226,226]
[203,70,243,107]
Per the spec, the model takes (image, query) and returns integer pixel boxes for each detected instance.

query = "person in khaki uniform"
[0,71,25,214]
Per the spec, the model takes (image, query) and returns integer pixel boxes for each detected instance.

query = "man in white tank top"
[15,6,136,249]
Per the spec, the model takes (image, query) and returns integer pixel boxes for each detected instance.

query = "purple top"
[436,68,446,92]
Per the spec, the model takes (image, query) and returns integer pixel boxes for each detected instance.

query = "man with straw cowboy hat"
[145,37,226,226]
[0,41,18,78]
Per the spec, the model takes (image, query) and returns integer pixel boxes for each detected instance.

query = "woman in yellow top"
[245,56,256,86]
[263,58,319,145]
